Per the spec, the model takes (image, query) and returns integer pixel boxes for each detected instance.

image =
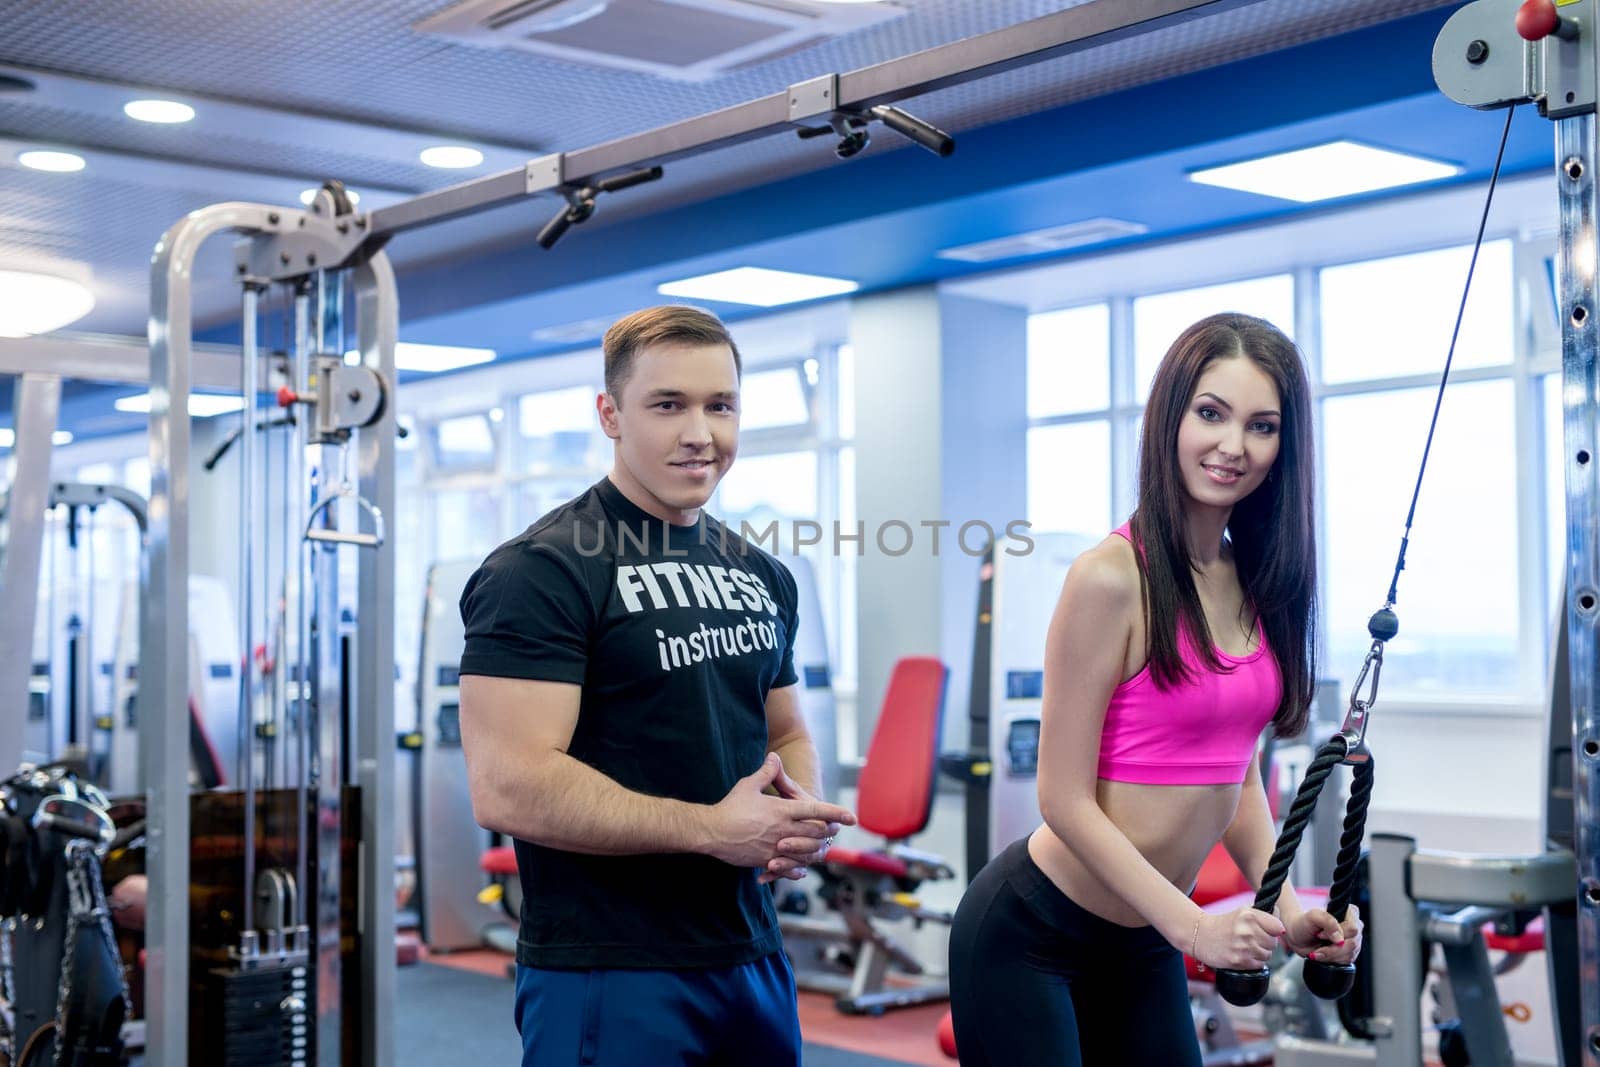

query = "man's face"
[600,341,740,522]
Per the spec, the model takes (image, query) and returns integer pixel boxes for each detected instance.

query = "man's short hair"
[602,305,742,401]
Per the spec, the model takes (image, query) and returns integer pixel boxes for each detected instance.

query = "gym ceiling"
[0,0,1555,437]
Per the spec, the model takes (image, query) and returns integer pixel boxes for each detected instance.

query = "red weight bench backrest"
[856,657,949,841]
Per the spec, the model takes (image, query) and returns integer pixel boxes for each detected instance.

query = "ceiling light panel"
[657,267,858,307]
[123,98,195,123]
[1188,141,1461,203]
[17,149,84,172]
[0,271,94,336]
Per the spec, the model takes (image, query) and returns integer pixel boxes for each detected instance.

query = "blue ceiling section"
[52,3,1565,440]
[393,6,1553,361]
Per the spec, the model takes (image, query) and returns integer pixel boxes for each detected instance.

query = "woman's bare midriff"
[1026,779,1242,930]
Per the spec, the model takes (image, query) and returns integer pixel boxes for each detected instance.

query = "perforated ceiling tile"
[0,1,1441,150]
[0,102,443,192]
[0,168,241,331]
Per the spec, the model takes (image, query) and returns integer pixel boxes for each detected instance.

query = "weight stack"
[197,956,310,1065]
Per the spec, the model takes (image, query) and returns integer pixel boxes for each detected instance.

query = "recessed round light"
[420,145,484,169]
[0,271,95,337]
[299,187,362,207]
[18,150,85,173]
[123,99,195,124]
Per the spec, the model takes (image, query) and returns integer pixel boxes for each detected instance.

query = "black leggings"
[948,838,1201,1067]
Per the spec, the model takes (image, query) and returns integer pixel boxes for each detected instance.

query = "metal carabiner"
[1337,639,1385,761]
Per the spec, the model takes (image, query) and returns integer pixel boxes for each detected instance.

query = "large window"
[1023,242,1550,706]
[1026,422,1111,536]
[518,385,604,474]
[1025,304,1113,536]
[1027,304,1110,416]
[739,366,813,431]
[718,452,819,522]
[429,413,497,474]
[1133,275,1295,401]
[1322,380,1521,695]
[712,351,857,753]
[1320,242,1513,383]
[1025,275,1294,538]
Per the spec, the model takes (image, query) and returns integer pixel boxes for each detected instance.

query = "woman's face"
[1174,354,1283,511]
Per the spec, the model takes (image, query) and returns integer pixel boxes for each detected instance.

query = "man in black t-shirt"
[459,305,854,1067]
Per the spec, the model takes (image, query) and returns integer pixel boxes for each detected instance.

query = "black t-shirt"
[458,477,799,969]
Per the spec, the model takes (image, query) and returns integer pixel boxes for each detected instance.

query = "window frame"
[1021,231,1552,714]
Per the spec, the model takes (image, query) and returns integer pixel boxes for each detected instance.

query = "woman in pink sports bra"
[950,313,1363,1065]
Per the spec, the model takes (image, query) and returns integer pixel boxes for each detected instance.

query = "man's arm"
[460,674,705,855]
[764,683,820,798]
[459,674,853,864]
[759,683,852,883]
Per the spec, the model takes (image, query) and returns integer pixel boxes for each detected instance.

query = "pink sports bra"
[1096,523,1281,786]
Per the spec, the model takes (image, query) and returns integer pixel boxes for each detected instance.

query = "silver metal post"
[311,270,343,1067]
[1368,833,1422,1067]
[292,284,311,939]
[261,319,276,795]
[352,253,397,1067]
[0,374,62,772]
[40,504,56,760]
[1556,108,1600,1067]
[1438,934,1515,1067]
[84,504,97,770]
[239,282,261,948]
[147,200,292,1067]
[68,505,87,757]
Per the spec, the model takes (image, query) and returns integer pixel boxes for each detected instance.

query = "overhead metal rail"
[360,0,1266,243]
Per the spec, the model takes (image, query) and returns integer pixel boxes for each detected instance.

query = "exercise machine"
[781,656,953,1015]
[944,532,1096,881]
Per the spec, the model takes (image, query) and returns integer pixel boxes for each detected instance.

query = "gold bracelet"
[1191,918,1203,969]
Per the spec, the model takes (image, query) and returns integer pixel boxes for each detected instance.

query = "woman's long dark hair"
[1130,312,1317,738]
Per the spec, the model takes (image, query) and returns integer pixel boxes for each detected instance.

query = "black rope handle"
[1251,735,1351,913]
[1213,734,1348,1005]
[1301,756,1374,998]
[1325,757,1375,921]
[1214,738,1374,1006]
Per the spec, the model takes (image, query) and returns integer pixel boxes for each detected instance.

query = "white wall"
[850,287,945,756]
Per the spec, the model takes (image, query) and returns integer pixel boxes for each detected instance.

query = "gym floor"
[407,951,950,1066]
[398,786,1493,1065]
[402,784,966,1065]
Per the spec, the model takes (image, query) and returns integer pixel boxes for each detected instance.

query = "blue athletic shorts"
[513,950,801,1066]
